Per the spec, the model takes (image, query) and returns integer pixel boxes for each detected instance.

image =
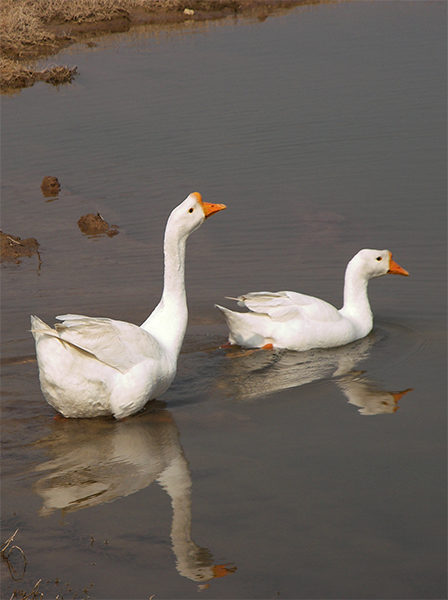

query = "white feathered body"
[217,290,370,351]
[31,193,226,419]
[31,315,177,419]
[217,249,408,351]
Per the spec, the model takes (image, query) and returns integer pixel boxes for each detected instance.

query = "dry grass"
[0,0,324,92]
[1,1,54,57]
[0,0,131,58]
[1,529,28,583]
[34,0,130,24]
[0,0,128,91]
[0,57,77,92]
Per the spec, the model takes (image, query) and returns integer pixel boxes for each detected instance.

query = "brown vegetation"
[0,57,77,92]
[0,0,127,92]
[1,0,327,93]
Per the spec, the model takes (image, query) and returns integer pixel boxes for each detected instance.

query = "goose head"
[166,192,226,240]
[349,249,409,281]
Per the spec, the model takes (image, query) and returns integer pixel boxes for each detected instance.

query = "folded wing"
[234,291,342,323]
[45,314,160,373]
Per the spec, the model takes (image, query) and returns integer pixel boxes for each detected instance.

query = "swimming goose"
[31,193,226,419]
[216,249,408,351]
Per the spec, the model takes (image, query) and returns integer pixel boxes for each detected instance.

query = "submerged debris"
[1,529,28,582]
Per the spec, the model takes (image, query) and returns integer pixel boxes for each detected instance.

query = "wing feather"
[234,291,342,323]
[54,315,160,373]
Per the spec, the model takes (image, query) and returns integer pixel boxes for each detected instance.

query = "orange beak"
[202,201,227,219]
[191,192,227,219]
[388,252,409,276]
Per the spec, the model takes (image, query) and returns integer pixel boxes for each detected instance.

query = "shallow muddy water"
[1,1,446,599]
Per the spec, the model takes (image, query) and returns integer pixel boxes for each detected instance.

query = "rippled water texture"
[1,1,446,598]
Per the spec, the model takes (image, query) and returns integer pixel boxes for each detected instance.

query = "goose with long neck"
[216,249,409,352]
[141,193,210,357]
[31,193,226,419]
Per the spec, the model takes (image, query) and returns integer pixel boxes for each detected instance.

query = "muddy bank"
[1,0,333,93]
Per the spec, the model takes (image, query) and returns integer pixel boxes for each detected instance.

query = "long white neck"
[140,223,189,356]
[339,261,373,335]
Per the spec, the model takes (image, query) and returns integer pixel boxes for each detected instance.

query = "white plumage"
[216,249,408,351]
[31,193,226,418]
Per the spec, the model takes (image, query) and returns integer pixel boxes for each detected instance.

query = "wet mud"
[77,213,119,237]
[40,176,61,197]
[0,231,40,264]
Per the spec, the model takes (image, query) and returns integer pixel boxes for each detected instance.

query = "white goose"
[216,249,408,351]
[31,193,226,419]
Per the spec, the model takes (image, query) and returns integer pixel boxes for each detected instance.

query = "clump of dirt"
[77,213,119,237]
[1,231,40,263]
[41,175,61,197]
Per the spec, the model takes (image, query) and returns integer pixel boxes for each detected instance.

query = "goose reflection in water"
[336,373,412,415]
[217,334,412,415]
[32,407,236,585]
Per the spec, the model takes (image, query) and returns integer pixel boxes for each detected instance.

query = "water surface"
[1,1,446,598]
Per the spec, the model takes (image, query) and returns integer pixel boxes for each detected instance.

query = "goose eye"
[188,207,194,213]
[376,256,382,261]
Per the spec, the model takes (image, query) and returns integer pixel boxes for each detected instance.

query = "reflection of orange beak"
[392,388,413,411]
[388,252,409,276]
[212,563,237,578]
